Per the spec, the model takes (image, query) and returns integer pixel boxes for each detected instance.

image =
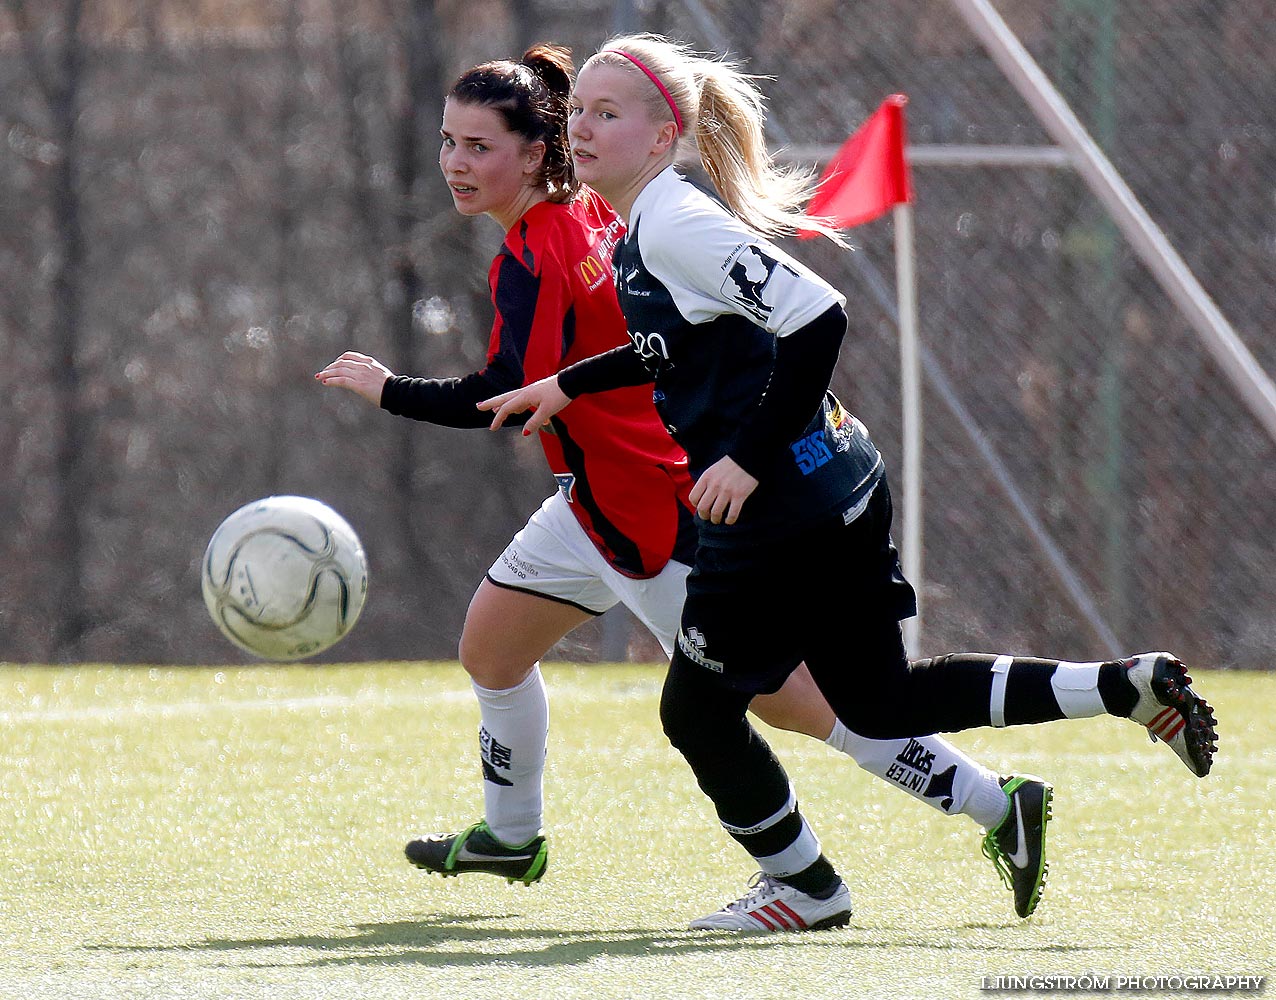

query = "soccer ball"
[201,495,368,661]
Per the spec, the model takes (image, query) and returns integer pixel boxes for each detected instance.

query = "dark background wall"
[3,0,1273,668]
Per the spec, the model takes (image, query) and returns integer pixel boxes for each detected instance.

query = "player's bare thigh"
[464,561,836,738]
[459,577,594,690]
[750,664,837,741]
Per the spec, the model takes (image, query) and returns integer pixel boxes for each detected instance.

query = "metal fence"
[2,0,1272,668]
[640,0,1276,668]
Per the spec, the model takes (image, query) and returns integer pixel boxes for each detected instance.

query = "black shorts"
[674,479,917,694]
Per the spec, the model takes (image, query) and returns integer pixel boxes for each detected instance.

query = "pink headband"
[604,49,684,134]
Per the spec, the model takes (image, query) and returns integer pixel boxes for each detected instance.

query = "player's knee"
[660,652,753,764]
[659,674,700,752]
[457,629,531,690]
[456,630,483,679]
[660,653,723,753]
[834,655,955,738]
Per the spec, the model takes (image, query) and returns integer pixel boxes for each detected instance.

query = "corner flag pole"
[895,198,922,656]
[800,94,921,651]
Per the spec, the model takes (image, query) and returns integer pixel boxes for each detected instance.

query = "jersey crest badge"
[554,474,576,503]
[720,245,800,323]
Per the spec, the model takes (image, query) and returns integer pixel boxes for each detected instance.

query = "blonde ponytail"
[588,34,847,245]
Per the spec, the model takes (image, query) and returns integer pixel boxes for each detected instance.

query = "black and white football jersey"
[614,166,883,541]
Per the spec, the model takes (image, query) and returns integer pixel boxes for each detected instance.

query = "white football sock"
[826,720,1007,829]
[989,653,1013,727]
[719,785,823,879]
[757,817,822,879]
[472,665,548,846]
[1050,660,1107,718]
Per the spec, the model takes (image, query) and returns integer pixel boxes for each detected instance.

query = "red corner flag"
[802,94,913,236]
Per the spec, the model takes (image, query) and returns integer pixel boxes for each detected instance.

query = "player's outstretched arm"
[315,351,394,406]
[478,375,570,435]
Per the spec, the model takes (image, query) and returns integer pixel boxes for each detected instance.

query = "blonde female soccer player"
[481,33,1218,932]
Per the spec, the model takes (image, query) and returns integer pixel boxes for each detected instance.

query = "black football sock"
[778,856,842,898]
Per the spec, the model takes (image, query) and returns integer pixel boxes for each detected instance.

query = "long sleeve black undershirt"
[379,352,531,428]
[726,304,849,481]
[555,305,848,484]
[556,343,654,398]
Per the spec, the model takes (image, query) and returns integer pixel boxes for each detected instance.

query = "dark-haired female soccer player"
[317,43,1061,920]
[481,33,1218,932]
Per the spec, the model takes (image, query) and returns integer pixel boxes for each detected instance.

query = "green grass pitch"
[1,663,1272,999]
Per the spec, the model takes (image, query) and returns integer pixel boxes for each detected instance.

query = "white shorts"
[486,492,690,657]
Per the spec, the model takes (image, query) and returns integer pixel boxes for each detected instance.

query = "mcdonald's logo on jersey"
[578,253,608,291]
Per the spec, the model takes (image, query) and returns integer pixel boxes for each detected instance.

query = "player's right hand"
[315,351,394,406]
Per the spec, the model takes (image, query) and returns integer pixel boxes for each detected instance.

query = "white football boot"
[689,873,852,932]
[1122,652,1218,777]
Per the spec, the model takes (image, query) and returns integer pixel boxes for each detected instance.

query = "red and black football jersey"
[381,189,695,578]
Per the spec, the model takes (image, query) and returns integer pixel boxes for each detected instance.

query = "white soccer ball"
[201,495,368,661]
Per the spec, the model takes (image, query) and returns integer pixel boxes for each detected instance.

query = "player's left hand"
[478,375,570,435]
[689,456,758,525]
